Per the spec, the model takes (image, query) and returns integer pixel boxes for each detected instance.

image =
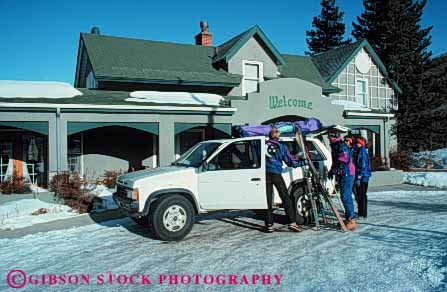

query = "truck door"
[198,137,267,210]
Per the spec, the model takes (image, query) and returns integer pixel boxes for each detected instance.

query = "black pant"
[354,181,369,217]
[265,172,296,226]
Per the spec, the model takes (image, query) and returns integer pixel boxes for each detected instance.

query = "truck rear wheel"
[150,194,194,241]
[291,185,312,225]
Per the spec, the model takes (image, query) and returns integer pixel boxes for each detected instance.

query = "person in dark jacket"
[337,136,357,230]
[353,136,372,218]
[265,128,303,233]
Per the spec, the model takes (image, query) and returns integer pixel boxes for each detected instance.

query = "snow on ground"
[0,199,78,230]
[404,172,447,188]
[0,190,446,291]
[331,100,372,111]
[412,148,447,169]
[0,80,83,98]
[127,91,223,106]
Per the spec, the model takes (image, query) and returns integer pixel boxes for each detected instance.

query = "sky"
[0,0,446,85]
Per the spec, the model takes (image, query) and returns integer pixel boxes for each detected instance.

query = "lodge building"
[0,22,400,187]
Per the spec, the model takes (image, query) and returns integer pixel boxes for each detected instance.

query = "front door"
[198,138,267,210]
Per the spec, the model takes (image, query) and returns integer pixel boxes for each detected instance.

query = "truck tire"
[150,194,194,241]
[291,185,312,225]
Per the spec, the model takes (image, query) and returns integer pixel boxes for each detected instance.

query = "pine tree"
[305,0,351,55]
[352,0,433,155]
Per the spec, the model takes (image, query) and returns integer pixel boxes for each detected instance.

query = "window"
[0,141,13,183]
[68,133,83,174]
[86,71,97,89]
[207,140,261,170]
[242,61,263,95]
[283,140,325,162]
[356,79,368,107]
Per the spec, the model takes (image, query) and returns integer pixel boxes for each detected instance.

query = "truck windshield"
[172,142,222,168]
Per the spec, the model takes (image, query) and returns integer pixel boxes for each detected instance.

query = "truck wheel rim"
[297,194,310,218]
[163,205,187,232]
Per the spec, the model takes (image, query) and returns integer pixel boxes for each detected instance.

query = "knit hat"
[356,136,367,146]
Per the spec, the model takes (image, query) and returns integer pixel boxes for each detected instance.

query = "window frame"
[241,60,264,96]
[206,139,262,171]
[355,77,369,107]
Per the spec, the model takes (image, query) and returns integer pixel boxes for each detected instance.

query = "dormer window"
[242,60,263,95]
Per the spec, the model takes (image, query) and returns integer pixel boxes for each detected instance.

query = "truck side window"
[208,140,261,170]
[283,141,325,161]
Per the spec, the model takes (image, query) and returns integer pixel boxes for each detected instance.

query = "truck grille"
[116,185,128,198]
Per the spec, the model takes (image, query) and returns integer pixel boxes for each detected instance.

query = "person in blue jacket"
[264,127,303,233]
[336,136,357,230]
[353,136,372,218]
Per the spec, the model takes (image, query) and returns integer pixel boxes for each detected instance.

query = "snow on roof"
[331,100,372,111]
[127,91,223,106]
[0,80,83,98]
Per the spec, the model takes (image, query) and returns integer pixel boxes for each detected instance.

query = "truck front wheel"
[150,194,194,241]
[291,185,312,225]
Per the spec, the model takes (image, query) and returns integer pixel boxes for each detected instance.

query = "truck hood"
[117,166,195,187]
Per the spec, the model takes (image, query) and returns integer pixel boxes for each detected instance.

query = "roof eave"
[96,76,241,88]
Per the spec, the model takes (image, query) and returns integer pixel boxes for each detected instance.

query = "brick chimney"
[195,21,212,46]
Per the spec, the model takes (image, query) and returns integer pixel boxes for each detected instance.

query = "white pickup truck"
[113,131,341,241]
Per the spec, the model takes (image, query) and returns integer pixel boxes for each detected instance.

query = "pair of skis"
[294,128,348,232]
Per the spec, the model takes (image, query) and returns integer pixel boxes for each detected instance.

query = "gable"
[227,36,279,78]
[213,26,286,66]
[312,40,401,94]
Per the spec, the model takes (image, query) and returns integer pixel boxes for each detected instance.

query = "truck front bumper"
[113,192,139,214]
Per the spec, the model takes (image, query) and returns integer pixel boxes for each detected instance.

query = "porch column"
[58,112,69,172]
[158,118,175,166]
[47,114,58,178]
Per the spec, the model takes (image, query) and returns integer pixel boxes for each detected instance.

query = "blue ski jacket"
[355,146,372,182]
[265,139,301,174]
[337,143,356,177]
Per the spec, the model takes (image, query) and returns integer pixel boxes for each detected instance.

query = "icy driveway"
[0,190,446,292]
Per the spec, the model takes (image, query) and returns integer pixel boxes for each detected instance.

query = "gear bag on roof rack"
[232,118,322,138]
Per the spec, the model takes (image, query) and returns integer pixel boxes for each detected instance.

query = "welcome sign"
[269,95,313,110]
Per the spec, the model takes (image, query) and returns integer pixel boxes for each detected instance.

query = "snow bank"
[29,185,49,194]
[126,91,223,106]
[404,172,447,188]
[88,185,119,211]
[331,100,372,111]
[0,199,78,230]
[0,80,82,98]
[411,148,447,169]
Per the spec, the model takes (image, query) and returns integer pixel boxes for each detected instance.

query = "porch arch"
[67,122,159,136]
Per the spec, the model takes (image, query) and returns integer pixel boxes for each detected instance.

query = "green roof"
[213,25,286,65]
[280,54,341,94]
[311,41,363,82]
[0,89,231,108]
[81,33,241,87]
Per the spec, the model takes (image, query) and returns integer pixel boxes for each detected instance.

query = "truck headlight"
[127,188,139,200]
